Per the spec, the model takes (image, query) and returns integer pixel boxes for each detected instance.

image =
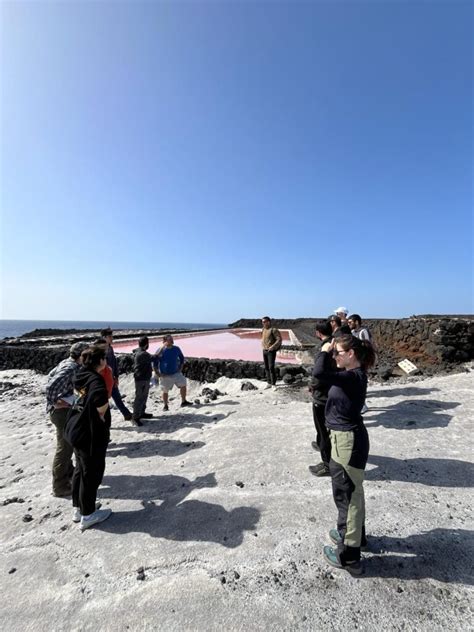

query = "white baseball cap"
[334,306,348,316]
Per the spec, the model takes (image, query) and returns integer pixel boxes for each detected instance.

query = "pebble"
[8,568,16,574]
[22,514,33,522]
[235,481,244,488]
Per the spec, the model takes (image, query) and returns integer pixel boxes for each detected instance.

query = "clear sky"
[1,1,472,323]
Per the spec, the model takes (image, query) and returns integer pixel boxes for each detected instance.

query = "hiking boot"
[141,412,154,419]
[180,400,192,407]
[163,404,169,411]
[309,463,330,477]
[323,545,363,576]
[124,413,133,422]
[131,417,143,427]
[80,508,112,531]
[311,441,320,452]
[329,528,368,551]
[329,528,343,546]
[73,501,102,523]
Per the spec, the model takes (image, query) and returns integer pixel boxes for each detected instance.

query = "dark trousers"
[263,350,277,385]
[312,403,331,466]
[72,431,109,516]
[133,379,150,419]
[111,384,131,418]
[50,408,74,494]
[329,425,369,564]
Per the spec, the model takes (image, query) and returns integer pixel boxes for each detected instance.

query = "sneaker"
[323,545,363,575]
[131,417,143,427]
[141,412,154,419]
[163,404,169,412]
[309,463,330,477]
[311,441,320,452]
[123,413,133,422]
[73,501,102,523]
[80,508,112,531]
[180,400,192,407]
[329,528,343,546]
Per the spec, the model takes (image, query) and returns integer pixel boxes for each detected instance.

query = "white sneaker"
[79,508,111,531]
[72,501,102,523]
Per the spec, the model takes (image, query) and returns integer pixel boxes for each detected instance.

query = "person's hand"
[321,341,332,353]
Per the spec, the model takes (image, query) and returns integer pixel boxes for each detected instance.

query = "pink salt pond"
[113,329,299,364]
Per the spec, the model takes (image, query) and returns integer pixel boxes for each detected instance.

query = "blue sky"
[1,1,472,323]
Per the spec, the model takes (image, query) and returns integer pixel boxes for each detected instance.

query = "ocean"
[0,319,227,340]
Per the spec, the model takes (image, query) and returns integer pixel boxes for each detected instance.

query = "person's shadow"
[367,387,440,399]
[98,472,260,548]
[364,399,460,430]
[116,412,234,435]
[363,528,474,584]
[366,455,474,487]
[107,438,205,459]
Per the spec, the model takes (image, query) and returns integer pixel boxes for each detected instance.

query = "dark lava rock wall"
[0,317,472,378]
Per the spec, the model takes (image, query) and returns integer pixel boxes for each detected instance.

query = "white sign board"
[398,359,419,375]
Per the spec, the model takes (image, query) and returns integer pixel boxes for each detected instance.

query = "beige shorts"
[160,372,186,393]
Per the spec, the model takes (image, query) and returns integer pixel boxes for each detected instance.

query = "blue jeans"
[111,384,131,418]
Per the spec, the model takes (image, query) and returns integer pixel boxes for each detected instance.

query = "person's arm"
[312,351,359,388]
[268,328,282,351]
[177,348,185,371]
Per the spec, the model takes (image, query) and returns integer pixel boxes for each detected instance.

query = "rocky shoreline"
[0,316,473,381]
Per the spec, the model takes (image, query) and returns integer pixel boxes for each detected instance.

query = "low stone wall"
[0,345,308,382]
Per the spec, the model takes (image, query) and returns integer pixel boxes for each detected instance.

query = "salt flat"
[0,368,473,632]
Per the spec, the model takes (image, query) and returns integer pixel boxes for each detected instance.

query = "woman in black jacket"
[312,334,376,574]
[71,345,112,530]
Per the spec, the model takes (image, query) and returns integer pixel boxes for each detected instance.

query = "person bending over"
[313,334,376,574]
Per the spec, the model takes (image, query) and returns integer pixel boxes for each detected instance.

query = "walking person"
[45,342,89,497]
[69,345,112,530]
[101,328,133,422]
[132,336,154,426]
[312,334,376,574]
[153,335,192,411]
[308,322,333,478]
[261,316,282,385]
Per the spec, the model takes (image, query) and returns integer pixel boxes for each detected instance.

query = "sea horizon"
[0,319,227,340]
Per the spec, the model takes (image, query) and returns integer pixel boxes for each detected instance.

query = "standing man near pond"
[101,328,133,422]
[153,334,192,411]
[261,316,282,386]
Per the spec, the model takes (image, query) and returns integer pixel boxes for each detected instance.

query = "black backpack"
[64,396,92,451]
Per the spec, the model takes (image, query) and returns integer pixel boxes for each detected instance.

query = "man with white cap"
[46,342,89,497]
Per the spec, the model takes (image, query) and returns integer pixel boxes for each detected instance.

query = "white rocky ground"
[0,367,473,632]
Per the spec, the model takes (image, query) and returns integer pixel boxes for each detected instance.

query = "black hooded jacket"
[73,367,110,437]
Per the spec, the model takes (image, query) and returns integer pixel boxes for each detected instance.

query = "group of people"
[45,329,191,531]
[261,309,375,574]
[46,312,376,574]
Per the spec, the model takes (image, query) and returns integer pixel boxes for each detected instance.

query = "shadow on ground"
[115,412,235,435]
[99,472,260,547]
[366,455,474,487]
[364,399,460,429]
[364,528,474,584]
[367,387,440,398]
[107,439,205,459]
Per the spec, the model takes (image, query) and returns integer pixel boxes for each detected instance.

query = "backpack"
[63,396,92,451]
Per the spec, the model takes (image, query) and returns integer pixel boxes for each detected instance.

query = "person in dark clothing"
[101,327,133,422]
[132,336,154,426]
[328,315,351,337]
[308,321,333,478]
[313,334,376,574]
[71,345,112,530]
[261,316,282,385]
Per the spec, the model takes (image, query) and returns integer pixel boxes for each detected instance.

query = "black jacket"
[312,351,367,431]
[73,367,110,435]
[133,349,152,381]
